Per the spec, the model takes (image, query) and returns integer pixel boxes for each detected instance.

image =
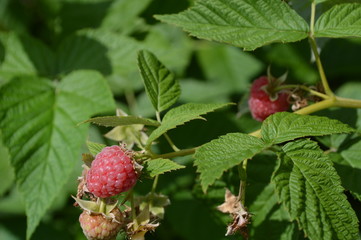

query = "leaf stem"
[150,147,197,159]
[275,84,329,99]
[309,37,333,96]
[151,175,159,194]
[308,1,333,97]
[310,0,316,36]
[155,111,180,152]
[238,159,248,205]
[130,190,138,229]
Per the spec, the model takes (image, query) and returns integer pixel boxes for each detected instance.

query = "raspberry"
[79,207,123,240]
[248,76,289,121]
[87,145,138,198]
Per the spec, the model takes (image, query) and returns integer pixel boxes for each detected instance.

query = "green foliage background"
[0,0,361,239]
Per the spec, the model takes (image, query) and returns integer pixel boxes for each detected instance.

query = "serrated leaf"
[315,3,361,38]
[138,50,180,112]
[0,70,115,239]
[146,103,231,148]
[261,112,354,144]
[155,0,309,51]
[83,115,160,127]
[272,139,359,240]
[86,141,106,156]
[194,133,266,192]
[143,158,185,177]
[330,139,361,201]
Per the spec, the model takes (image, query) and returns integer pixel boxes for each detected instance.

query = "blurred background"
[1,0,361,239]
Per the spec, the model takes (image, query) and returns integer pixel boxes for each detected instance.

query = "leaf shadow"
[59,0,113,36]
[55,34,113,76]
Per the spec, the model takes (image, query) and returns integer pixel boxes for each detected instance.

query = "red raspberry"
[87,146,138,198]
[248,76,289,121]
[79,207,123,240]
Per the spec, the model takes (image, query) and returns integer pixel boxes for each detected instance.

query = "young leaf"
[261,112,354,144]
[86,141,106,156]
[145,103,232,148]
[194,133,267,192]
[272,139,359,240]
[143,158,185,177]
[138,50,180,112]
[315,3,361,38]
[83,116,160,127]
[155,0,309,51]
[0,70,115,239]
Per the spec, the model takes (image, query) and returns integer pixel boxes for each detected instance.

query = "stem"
[151,147,196,159]
[125,90,137,113]
[275,84,329,99]
[309,37,333,96]
[151,175,159,193]
[130,190,138,229]
[238,160,248,205]
[308,1,333,97]
[155,111,180,152]
[310,0,316,36]
[334,96,361,108]
[164,133,180,152]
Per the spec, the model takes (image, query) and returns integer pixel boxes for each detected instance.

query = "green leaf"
[137,49,180,112]
[100,0,152,34]
[261,112,354,144]
[272,139,359,240]
[0,70,115,239]
[57,30,144,93]
[194,133,266,192]
[143,24,193,76]
[86,141,106,156]
[196,42,263,92]
[0,33,55,81]
[330,139,361,200]
[315,3,361,38]
[83,116,160,127]
[155,0,309,51]
[0,131,14,196]
[146,103,231,148]
[179,79,230,103]
[143,158,185,177]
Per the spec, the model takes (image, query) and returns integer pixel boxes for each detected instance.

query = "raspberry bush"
[1,0,361,240]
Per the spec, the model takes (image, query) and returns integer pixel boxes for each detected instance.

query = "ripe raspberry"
[248,76,289,121]
[87,145,138,198]
[79,207,123,240]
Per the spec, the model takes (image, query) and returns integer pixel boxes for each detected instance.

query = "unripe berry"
[79,207,123,240]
